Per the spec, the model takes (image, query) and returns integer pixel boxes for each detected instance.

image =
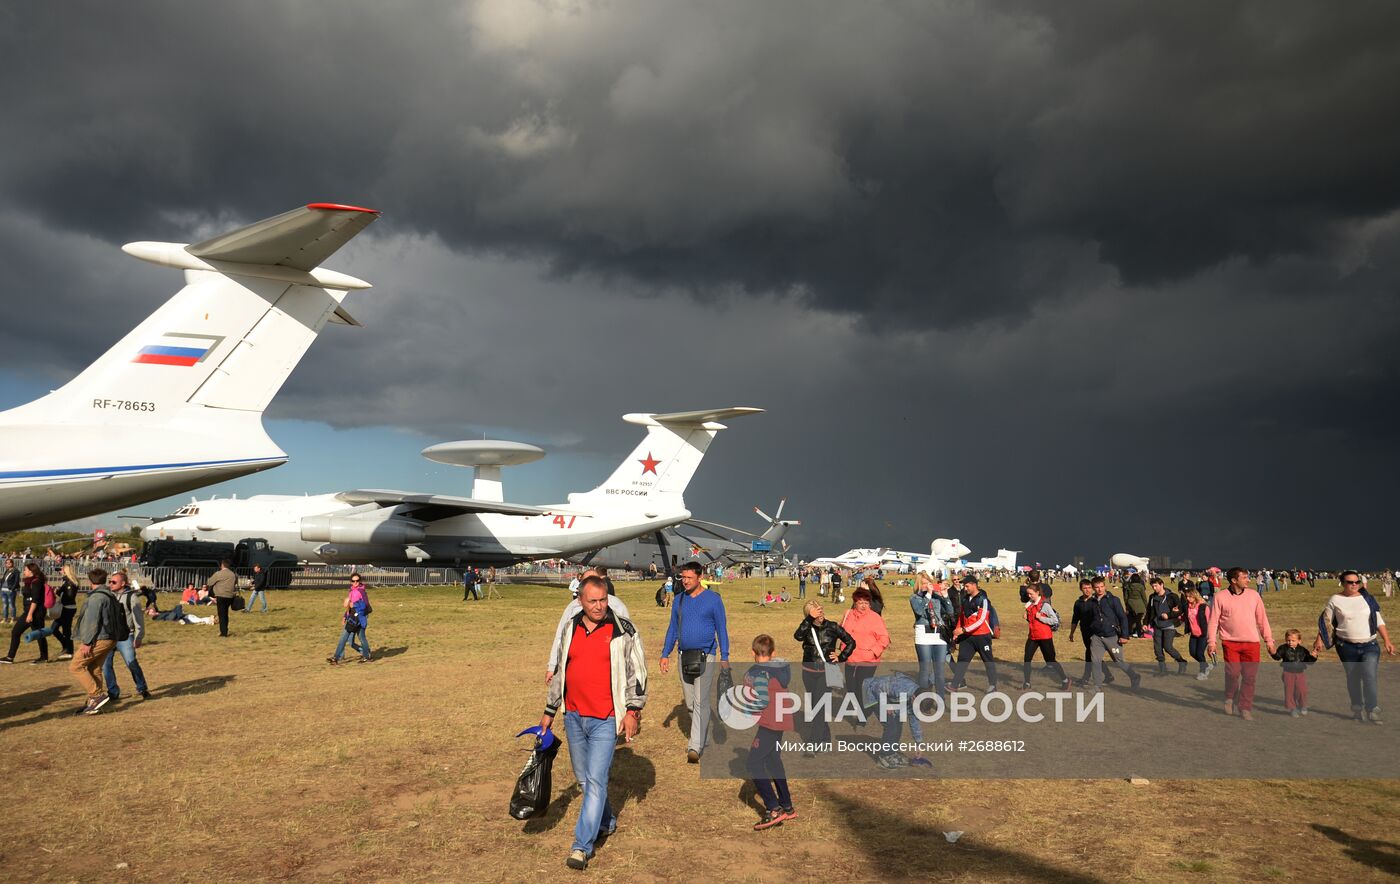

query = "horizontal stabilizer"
[336,489,573,518]
[187,203,379,271]
[625,407,764,428]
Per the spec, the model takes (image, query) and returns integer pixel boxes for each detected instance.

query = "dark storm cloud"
[2,1,1398,565]
[5,1,1400,326]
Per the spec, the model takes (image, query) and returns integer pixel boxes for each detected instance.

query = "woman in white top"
[1313,569,1395,723]
[910,574,953,694]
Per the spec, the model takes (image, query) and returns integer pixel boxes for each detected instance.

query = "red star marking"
[638,452,661,475]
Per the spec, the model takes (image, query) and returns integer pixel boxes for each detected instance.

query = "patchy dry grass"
[0,576,1395,881]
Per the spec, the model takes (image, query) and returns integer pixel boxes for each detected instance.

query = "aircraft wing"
[186,202,380,272]
[683,518,760,541]
[335,490,570,518]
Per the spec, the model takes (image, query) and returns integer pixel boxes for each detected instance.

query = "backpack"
[43,583,59,616]
[117,589,140,633]
[1038,600,1061,631]
[89,589,130,643]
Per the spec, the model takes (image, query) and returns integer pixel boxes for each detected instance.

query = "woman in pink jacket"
[841,587,890,707]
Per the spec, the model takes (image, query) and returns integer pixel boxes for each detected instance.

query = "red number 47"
[552,515,577,529]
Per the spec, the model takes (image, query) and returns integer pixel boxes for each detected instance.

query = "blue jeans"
[798,583,806,598]
[915,642,948,694]
[1335,641,1381,712]
[103,638,148,698]
[563,711,617,856]
[1,590,13,620]
[244,589,268,612]
[334,625,371,661]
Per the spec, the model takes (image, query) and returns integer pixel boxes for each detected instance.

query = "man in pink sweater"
[1207,566,1277,720]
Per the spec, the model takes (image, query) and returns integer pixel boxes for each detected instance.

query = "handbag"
[231,594,246,612]
[810,625,845,690]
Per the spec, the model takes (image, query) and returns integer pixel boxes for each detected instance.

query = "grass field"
[1,575,1396,882]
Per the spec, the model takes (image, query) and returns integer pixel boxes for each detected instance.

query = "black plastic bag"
[510,728,560,820]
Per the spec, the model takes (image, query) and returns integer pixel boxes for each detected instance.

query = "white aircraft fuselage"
[142,408,763,568]
[145,494,691,567]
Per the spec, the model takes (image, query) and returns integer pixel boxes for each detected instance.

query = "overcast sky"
[3,1,1398,566]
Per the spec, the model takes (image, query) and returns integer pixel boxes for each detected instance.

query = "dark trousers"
[1189,634,1208,671]
[747,726,791,811]
[951,634,997,688]
[844,663,877,709]
[1023,638,1066,684]
[8,616,47,659]
[216,597,233,636]
[53,608,75,654]
[1127,611,1144,636]
[1152,625,1186,663]
[800,667,832,744]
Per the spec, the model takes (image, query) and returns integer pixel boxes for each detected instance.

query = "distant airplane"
[0,202,380,532]
[805,539,1019,577]
[1110,553,1150,573]
[575,497,801,572]
[141,408,763,567]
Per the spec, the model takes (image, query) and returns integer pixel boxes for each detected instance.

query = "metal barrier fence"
[25,558,654,590]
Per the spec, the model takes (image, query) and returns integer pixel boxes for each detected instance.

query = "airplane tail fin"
[569,408,763,510]
[0,203,379,432]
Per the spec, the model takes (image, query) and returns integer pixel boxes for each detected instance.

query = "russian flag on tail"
[132,333,223,367]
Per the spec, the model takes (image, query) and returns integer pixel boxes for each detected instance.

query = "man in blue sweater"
[659,561,731,762]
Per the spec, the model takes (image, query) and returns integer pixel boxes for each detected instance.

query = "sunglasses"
[1342,579,1362,585]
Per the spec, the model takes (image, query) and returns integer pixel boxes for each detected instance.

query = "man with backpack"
[69,568,125,714]
[1022,583,1069,690]
[1314,569,1394,724]
[102,571,150,703]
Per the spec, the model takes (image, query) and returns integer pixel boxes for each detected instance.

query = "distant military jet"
[142,408,763,568]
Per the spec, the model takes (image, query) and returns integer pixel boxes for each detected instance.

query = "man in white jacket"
[539,577,647,871]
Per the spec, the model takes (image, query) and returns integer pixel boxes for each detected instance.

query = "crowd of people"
[533,561,1394,869]
[5,545,1393,871]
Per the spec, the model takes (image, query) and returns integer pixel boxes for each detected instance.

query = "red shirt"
[565,621,615,718]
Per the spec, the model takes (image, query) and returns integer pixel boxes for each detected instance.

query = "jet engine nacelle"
[300,515,426,546]
[1110,553,1150,572]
